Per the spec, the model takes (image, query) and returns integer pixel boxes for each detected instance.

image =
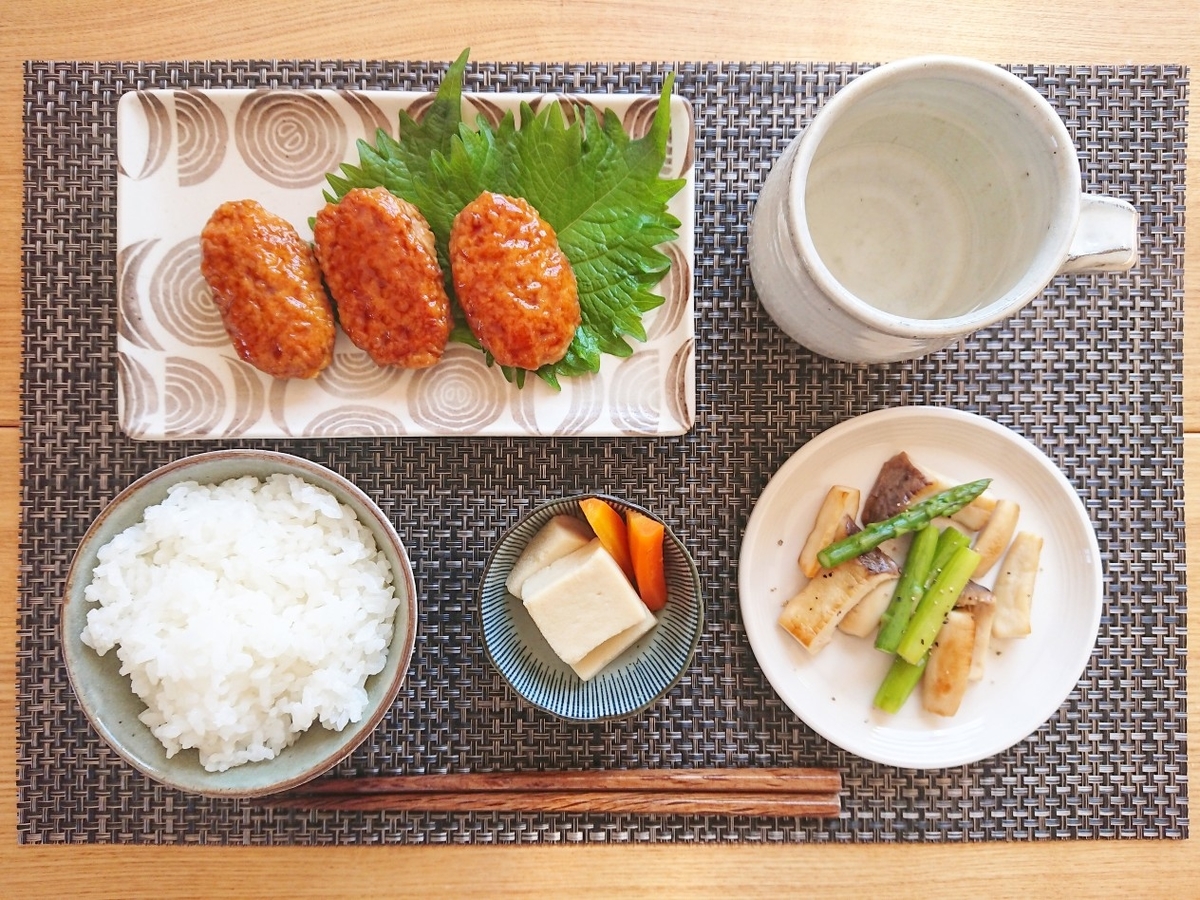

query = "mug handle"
[1058,194,1139,274]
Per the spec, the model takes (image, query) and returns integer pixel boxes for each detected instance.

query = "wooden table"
[2,2,1196,895]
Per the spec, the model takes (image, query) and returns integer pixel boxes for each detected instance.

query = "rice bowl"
[62,450,418,798]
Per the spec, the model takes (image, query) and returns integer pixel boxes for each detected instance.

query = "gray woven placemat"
[19,59,1187,844]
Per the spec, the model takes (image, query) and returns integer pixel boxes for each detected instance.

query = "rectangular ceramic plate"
[115,88,695,439]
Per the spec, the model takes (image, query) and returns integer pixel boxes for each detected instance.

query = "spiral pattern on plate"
[116,352,159,438]
[118,239,164,351]
[149,237,227,347]
[164,357,225,437]
[224,359,268,436]
[267,378,295,436]
[174,90,227,186]
[623,95,694,179]
[508,380,546,434]
[407,345,504,433]
[511,370,605,435]
[530,95,599,128]
[402,94,435,125]
[316,350,407,399]
[234,91,346,189]
[339,90,393,140]
[305,405,406,437]
[465,95,506,130]
[645,240,691,340]
[609,351,660,435]
[622,96,657,140]
[118,91,171,180]
[664,98,694,179]
[665,338,694,430]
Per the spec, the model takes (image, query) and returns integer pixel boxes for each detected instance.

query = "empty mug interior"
[798,65,1078,325]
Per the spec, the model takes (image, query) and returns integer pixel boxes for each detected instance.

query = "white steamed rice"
[80,472,399,772]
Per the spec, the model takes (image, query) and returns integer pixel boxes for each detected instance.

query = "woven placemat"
[19,59,1187,844]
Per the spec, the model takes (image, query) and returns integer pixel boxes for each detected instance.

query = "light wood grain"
[2,2,1197,896]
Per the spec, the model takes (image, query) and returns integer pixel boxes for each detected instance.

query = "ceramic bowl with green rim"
[480,494,703,721]
[61,449,418,798]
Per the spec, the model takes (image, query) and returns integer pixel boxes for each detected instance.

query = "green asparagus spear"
[922,526,970,591]
[816,478,991,570]
[874,523,939,653]
[895,544,981,665]
[874,654,928,713]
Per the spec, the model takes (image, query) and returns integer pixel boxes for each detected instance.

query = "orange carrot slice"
[626,510,668,611]
[579,497,635,582]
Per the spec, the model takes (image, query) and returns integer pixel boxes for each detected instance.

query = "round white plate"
[739,406,1103,769]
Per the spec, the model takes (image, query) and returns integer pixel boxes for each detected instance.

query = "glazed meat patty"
[199,199,336,379]
[449,192,580,370]
[313,186,451,369]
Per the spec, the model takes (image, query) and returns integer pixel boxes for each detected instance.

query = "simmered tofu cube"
[506,515,593,599]
[522,539,647,665]
[569,602,658,681]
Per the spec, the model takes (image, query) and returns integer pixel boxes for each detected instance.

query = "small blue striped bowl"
[480,494,703,721]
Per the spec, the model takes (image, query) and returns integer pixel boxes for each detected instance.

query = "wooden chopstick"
[284,768,841,795]
[269,768,842,818]
[275,789,839,817]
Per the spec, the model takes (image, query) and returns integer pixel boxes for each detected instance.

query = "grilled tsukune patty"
[313,186,451,369]
[449,191,580,370]
[199,199,336,379]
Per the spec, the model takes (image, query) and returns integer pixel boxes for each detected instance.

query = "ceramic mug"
[747,56,1139,364]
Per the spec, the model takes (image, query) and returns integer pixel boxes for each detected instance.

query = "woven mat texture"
[19,60,1188,843]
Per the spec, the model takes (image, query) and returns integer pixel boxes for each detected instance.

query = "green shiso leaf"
[323,49,685,388]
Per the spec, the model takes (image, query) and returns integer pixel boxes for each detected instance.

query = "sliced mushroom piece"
[954,579,995,610]
[798,485,861,578]
[971,498,1020,577]
[954,580,996,681]
[922,609,976,716]
[862,452,933,524]
[779,523,900,654]
[991,531,1043,638]
[863,452,997,531]
[922,468,998,532]
[838,574,900,637]
[968,603,996,681]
